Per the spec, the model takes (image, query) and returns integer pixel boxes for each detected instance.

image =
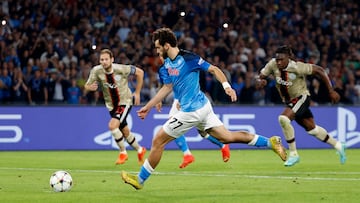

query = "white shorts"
[163,101,223,138]
[169,99,180,117]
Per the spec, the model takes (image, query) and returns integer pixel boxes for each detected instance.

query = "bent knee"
[278,115,291,127]
[108,119,120,130]
[108,123,117,131]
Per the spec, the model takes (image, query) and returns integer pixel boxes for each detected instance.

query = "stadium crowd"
[0,0,359,106]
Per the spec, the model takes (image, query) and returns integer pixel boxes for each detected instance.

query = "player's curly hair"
[152,27,177,47]
[275,45,296,60]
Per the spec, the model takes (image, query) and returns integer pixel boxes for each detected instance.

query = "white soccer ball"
[49,170,73,192]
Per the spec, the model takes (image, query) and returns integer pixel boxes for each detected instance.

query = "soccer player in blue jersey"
[156,56,230,169]
[121,27,287,190]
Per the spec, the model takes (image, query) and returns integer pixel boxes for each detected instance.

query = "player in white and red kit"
[85,49,146,165]
[257,45,346,166]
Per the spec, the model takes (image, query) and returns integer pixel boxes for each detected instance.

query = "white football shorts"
[163,101,223,138]
[169,99,180,117]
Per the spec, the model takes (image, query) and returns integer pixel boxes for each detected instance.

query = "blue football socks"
[138,159,154,184]
[175,135,189,153]
[204,134,224,148]
[248,134,269,147]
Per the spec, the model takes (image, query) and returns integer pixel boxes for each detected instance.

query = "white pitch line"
[0,167,359,181]
[161,173,360,181]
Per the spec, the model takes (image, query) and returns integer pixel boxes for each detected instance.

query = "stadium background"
[0,1,360,150]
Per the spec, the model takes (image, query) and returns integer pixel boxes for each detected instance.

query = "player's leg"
[299,117,346,164]
[108,118,128,164]
[122,127,175,190]
[278,107,299,167]
[121,125,146,165]
[280,95,314,167]
[122,110,195,189]
[207,125,287,161]
[175,135,195,168]
[200,102,286,161]
[119,105,146,165]
[199,130,230,162]
[169,99,195,167]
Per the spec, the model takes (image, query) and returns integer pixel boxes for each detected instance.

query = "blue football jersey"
[158,50,211,112]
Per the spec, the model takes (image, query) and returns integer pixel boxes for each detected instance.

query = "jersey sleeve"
[296,61,313,75]
[196,57,211,71]
[85,67,98,85]
[181,50,211,72]
[113,64,132,76]
[260,58,276,76]
[186,53,211,72]
[158,65,169,85]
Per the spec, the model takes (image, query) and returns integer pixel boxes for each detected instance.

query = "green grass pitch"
[0,149,359,203]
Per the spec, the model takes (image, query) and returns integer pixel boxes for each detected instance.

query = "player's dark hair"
[275,45,296,60]
[100,49,114,58]
[152,27,177,47]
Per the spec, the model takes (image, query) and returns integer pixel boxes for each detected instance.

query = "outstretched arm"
[207,65,237,102]
[137,84,172,119]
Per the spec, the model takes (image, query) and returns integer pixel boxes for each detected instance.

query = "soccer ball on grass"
[49,170,73,192]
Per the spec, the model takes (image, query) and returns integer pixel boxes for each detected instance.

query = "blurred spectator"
[61,49,78,68]
[239,74,256,104]
[4,46,21,68]
[67,77,82,104]
[11,67,28,103]
[232,73,245,99]
[46,68,70,104]
[40,42,59,68]
[116,19,131,43]
[27,68,48,105]
[0,66,12,103]
[309,78,330,105]
[333,78,353,105]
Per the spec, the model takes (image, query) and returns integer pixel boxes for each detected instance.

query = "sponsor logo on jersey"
[276,76,293,86]
[288,73,296,80]
[167,67,179,76]
[103,83,117,89]
[115,75,121,81]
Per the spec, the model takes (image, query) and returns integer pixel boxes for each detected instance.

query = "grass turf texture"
[0,149,359,203]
